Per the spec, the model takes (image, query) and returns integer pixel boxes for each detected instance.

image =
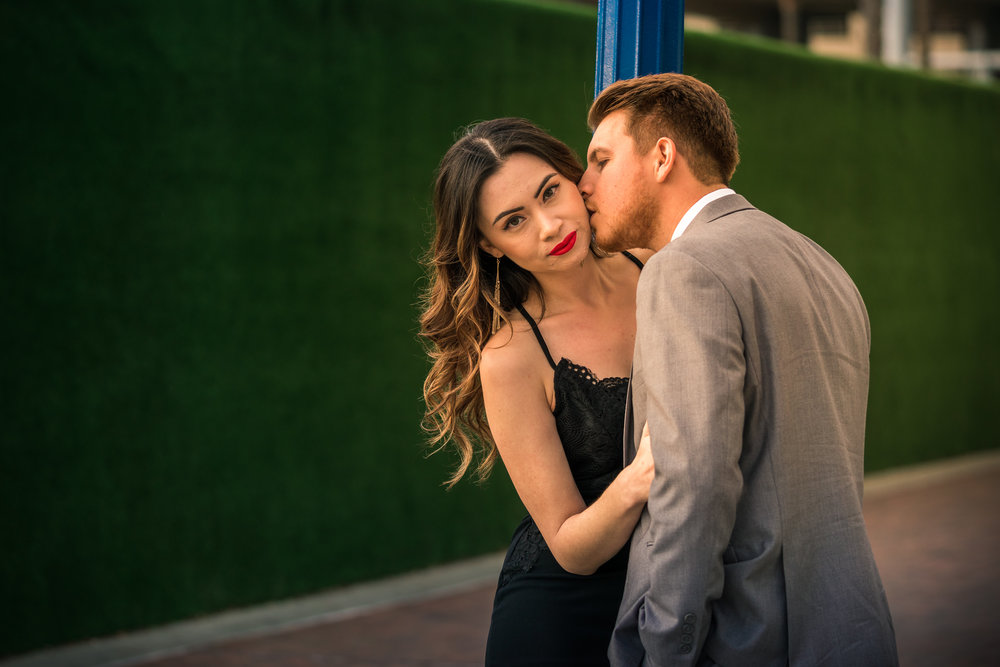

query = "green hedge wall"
[1,0,997,657]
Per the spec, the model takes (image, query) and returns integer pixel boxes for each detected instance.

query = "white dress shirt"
[670,187,736,242]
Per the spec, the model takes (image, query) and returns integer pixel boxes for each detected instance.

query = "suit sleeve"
[636,250,746,665]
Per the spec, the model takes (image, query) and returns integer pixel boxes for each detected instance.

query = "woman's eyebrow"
[534,173,557,198]
[493,206,523,225]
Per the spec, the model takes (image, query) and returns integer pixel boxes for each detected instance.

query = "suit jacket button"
[680,644,692,654]
[681,634,693,643]
[683,612,697,624]
[682,624,694,633]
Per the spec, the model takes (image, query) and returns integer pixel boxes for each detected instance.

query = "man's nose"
[578,169,593,198]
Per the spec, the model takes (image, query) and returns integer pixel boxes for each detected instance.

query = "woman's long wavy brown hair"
[419,118,586,488]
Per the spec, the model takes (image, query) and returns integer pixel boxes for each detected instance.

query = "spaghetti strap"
[621,250,644,270]
[514,303,558,370]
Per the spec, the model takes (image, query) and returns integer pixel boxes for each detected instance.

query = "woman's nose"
[539,210,561,238]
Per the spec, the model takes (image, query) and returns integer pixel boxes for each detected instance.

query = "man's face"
[578,110,659,252]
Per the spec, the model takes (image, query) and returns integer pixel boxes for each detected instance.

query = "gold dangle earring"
[492,256,501,334]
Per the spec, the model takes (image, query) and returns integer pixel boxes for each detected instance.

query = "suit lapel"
[622,374,635,464]
[683,193,755,236]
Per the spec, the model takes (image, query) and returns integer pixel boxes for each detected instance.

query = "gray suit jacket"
[610,194,897,666]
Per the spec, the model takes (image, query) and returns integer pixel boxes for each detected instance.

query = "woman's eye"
[503,215,525,231]
[542,183,559,202]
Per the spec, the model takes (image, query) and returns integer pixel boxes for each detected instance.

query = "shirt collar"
[670,188,736,242]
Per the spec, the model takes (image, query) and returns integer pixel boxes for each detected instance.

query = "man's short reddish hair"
[589,73,740,186]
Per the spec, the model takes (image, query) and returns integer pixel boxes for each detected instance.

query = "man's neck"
[653,183,728,250]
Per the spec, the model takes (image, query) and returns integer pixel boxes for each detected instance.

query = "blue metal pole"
[595,0,685,96]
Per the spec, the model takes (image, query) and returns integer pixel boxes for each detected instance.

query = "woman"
[420,118,653,665]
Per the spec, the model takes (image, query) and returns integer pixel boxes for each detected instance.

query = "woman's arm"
[480,343,653,576]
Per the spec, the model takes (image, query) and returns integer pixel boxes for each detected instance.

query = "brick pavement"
[863,459,1000,666]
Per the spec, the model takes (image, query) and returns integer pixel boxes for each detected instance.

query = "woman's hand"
[626,422,655,505]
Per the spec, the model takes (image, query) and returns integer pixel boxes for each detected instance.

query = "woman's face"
[476,152,590,274]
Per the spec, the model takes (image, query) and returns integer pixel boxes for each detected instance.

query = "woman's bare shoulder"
[481,313,541,382]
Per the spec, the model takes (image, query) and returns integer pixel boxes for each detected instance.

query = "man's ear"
[479,238,502,258]
[653,137,676,183]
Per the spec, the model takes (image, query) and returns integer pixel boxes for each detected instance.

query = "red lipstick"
[549,231,577,256]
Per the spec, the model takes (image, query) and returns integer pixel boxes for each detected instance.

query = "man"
[578,73,898,666]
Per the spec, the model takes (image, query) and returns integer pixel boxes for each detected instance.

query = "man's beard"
[594,190,659,253]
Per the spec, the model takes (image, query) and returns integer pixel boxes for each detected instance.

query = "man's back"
[615,194,897,666]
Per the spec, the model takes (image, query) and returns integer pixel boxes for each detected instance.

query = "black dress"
[484,253,643,666]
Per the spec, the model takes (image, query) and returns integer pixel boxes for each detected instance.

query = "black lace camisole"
[494,250,644,585]
[515,249,643,503]
[485,251,644,666]
[513,308,630,504]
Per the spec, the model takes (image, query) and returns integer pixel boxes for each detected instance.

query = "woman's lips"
[549,231,577,256]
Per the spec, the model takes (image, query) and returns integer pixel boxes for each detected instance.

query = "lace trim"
[553,359,629,418]
[498,521,548,588]
[560,359,629,390]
